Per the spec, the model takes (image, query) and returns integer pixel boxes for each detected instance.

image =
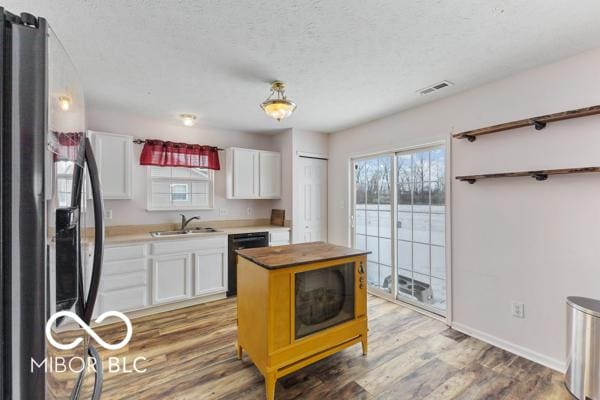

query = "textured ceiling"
[6,0,600,133]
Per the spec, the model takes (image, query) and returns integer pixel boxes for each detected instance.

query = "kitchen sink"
[186,227,218,233]
[150,227,219,237]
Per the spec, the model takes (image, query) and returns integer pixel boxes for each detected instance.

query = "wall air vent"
[417,80,453,95]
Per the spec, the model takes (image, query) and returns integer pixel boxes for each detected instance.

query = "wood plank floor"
[91,295,572,400]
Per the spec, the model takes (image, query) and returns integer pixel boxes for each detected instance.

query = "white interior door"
[297,156,328,243]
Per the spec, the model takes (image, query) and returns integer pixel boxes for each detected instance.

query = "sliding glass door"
[353,145,447,315]
[353,155,393,297]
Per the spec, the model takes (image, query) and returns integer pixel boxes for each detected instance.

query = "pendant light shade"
[260,81,296,121]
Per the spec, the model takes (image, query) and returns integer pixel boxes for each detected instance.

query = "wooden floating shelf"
[453,105,600,142]
[456,167,600,184]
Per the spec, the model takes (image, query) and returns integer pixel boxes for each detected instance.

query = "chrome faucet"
[180,214,200,230]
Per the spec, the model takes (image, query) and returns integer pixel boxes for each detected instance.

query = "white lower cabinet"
[92,236,228,317]
[97,286,148,317]
[194,250,226,296]
[269,230,290,247]
[151,254,192,304]
[92,245,149,318]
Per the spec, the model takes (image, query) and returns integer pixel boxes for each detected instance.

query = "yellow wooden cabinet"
[236,243,368,400]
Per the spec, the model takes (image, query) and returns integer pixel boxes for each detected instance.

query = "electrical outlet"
[219,208,228,216]
[511,302,525,318]
[104,209,113,220]
[246,207,253,216]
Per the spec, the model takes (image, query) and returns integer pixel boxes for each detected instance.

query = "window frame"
[146,166,215,211]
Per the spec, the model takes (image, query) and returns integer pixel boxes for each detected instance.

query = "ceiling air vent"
[417,80,453,95]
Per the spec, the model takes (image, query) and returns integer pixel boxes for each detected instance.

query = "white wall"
[87,108,279,226]
[328,48,600,370]
[272,129,329,241]
[272,129,294,220]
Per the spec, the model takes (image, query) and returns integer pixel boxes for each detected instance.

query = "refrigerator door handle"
[82,137,104,324]
[88,345,104,400]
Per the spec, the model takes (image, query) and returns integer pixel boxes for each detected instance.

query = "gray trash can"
[566,296,600,399]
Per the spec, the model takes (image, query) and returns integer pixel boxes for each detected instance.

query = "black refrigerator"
[0,8,105,400]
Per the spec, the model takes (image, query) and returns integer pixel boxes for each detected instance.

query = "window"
[352,145,447,316]
[170,183,190,202]
[147,166,214,211]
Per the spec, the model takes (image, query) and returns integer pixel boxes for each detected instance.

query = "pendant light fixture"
[58,95,71,111]
[180,113,197,127]
[260,81,296,121]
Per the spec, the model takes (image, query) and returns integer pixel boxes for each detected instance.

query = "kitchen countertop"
[236,241,370,269]
[104,225,290,245]
[104,231,226,244]
[217,225,290,235]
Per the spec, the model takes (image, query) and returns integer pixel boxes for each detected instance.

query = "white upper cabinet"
[89,130,133,199]
[259,151,281,198]
[226,147,281,199]
[229,147,259,198]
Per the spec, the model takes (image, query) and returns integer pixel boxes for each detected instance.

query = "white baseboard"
[451,322,565,373]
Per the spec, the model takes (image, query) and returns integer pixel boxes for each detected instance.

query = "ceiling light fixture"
[180,114,197,127]
[260,81,296,121]
[58,95,71,111]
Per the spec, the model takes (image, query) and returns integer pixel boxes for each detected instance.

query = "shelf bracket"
[464,135,476,142]
[532,120,547,131]
[531,173,548,181]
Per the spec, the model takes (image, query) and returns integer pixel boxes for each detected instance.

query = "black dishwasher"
[227,232,269,296]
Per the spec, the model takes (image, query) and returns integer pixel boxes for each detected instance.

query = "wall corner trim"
[451,321,565,373]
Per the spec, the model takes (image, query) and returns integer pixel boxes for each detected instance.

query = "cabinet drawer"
[104,244,147,262]
[103,258,147,276]
[150,236,226,255]
[269,230,290,243]
[97,286,148,314]
[102,270,147,291]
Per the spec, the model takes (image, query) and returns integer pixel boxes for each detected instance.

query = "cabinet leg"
[361,336,368,356]
[235,342,243,360]
[265,371,277,400]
